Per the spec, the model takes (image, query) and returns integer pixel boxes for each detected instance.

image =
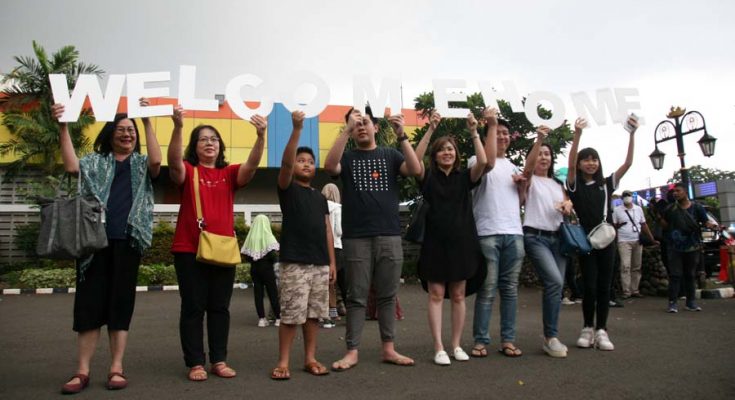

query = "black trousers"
[579,244,616,330]
[250,259,280,319]
[73,239,140,332]
[174,253,235,367]
[667,249,699,304]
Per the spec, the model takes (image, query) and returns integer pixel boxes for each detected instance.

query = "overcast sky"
[2,0,734,191]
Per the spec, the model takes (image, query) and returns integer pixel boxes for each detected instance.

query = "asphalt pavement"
[1,284,733,400]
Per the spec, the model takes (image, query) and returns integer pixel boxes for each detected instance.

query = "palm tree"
[0,40,103,177]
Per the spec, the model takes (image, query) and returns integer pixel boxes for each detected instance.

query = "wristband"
[397,135,408,143]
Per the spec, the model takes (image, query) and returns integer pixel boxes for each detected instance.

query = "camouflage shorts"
[278,263,329,325]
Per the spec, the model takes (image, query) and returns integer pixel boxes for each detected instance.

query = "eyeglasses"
[198,136,219,144]
[115,127,136,134]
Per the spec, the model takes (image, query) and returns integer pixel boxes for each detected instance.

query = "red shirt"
[171,162,241,254]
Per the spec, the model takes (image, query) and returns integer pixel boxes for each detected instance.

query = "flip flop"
[210,362,237,378]
[187,366,208,382]
[471,345,488,358]
[382,356,415,366]
[331,359,358,372]
[271,367,290,380]
[499,344,523,358]
[304,361,329,376]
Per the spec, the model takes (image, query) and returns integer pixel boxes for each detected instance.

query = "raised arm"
[392,114,422,178]
[51,103,80,174]
[566,117,587,188]
[468,113,487,182]
[167,105,186,186]
[522,125,551,180]
[324,110,361,176]
[139,98,161,179]
[482,107,499,173]
[613,115,638,183]
[414,111,441,180]
[236,115,267,187]
[277,111,305,190]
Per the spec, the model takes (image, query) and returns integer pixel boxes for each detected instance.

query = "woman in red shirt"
[168,105,266,381]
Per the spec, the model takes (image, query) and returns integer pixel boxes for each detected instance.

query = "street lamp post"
[649,106,717,191]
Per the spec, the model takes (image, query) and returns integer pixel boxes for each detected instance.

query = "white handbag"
[587,184,616,249]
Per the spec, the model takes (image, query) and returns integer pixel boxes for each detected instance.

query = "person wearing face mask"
[612,190,658,299]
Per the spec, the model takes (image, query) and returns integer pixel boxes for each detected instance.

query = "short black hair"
[482,118,511,135]
[94,113,141,155]
[344,105,379,125]
[674,182,687,190]
[296,146,315,160]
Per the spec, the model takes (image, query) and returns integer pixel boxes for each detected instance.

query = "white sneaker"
[594,329,615,351]
[274,319,281,327]
[434,350,451,366]
[257,318,269,327]
[561,297,575,306]
[452,347,470,361]
[576,327,595,348]
[543,337,568,358]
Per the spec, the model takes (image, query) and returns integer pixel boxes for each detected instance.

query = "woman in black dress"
[414,109,494,366]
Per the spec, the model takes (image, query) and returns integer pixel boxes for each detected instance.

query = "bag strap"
[601,184,609,223]
[623,209,640,233]
[193,167,204,231]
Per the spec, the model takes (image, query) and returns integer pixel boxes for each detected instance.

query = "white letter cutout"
[49,74,125,122]
[126,72,172,118]
[433,79,469,118]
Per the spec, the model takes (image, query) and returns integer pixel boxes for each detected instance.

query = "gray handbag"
[36,176,108,259]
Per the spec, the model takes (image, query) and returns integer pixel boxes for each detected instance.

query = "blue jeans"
[473,234,524,345]
[524,232,566,338]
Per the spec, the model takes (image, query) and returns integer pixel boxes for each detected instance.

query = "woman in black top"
[414,109,493,366]
[566,116,638,351]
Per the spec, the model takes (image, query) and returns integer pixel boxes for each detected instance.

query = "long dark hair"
[184,125,228,168]
[94,113,141,155]
[577,147,604,186]
[429,136,460,172]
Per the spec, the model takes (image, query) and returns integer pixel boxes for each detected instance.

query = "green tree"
[0,41,103,177]
[401,91,574,199]
[668,165,735,184]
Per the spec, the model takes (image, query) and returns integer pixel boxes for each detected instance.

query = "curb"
[1,284,249,295]
[697,287,735,299]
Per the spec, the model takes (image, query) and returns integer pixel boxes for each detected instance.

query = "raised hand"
[536,125,551,140]
[574,117,588,132]
[483,107,499,126]
[292,110,305,130]
[139,97,151,122]
[429,111,441,131]
[250,115,267,137]
[51,103,65,122]
[172,105,185,128]
[388,114,405,138]
[625,115,639,133]
[346,109,362,134]
[467,112,478,132]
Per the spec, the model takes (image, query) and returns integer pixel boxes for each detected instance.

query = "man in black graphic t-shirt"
[324,106,421,371]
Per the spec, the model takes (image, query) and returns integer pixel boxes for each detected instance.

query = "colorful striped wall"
[0,97,427,168]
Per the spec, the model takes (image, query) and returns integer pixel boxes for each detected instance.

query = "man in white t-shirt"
[612,190,657,298]
[468,118,525,358]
